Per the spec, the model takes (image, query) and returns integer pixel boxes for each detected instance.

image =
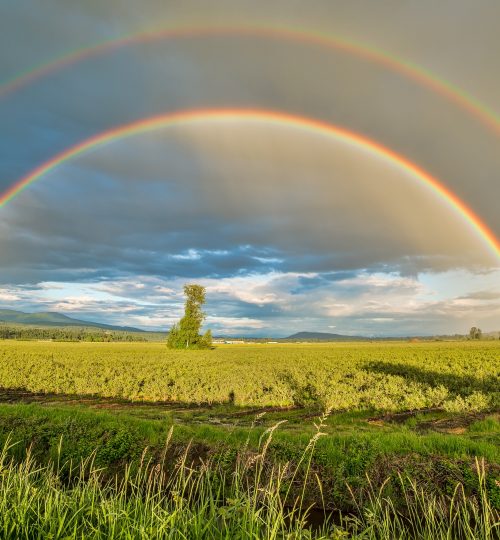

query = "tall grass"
[0,424,498,539]
[345,460,499,539]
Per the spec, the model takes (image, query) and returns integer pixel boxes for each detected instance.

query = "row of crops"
[0,341,498,411]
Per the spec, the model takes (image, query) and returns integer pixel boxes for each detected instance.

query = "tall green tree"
[167,284,212,349]
[469,327,482,340]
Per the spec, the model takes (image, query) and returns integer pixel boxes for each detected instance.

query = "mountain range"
[0,310,496,340]
[0,312,369,339]
[0,309,142,332]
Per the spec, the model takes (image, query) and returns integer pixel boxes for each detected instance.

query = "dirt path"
[2,387,496,434]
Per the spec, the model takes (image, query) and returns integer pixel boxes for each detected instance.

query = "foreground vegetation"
[0,408,498,539]
[0,341,498,537]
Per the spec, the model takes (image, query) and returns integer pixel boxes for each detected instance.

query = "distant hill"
[0,309,142,332]
[285,331,367,341]
[286,330,500,342]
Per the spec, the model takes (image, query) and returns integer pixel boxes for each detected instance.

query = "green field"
[0,340,498,538]
[0,340,498,409]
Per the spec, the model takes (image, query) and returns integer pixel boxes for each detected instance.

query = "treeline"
[0,325,147,342]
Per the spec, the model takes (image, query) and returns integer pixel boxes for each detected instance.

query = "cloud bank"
[1,1,499,334]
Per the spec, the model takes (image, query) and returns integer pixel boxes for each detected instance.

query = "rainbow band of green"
[1,108,499,261]
[1,24,500,136]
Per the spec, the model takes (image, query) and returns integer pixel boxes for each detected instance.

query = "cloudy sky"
[1,0,499,336]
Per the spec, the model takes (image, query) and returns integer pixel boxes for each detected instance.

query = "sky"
[1,0,499,336]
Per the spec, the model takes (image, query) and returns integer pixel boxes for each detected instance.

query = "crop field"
[0,340,498,410]
[0,340,498,538]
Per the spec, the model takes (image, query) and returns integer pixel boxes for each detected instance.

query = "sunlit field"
[0,340,498,538]
[0,340,498,409]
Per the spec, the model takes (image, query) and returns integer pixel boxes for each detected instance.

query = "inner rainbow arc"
[1,108,498,261]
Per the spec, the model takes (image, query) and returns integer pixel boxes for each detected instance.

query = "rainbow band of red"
[1,108,498,260]
[2,25,500,136]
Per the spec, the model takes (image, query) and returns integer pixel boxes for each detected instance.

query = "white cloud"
[0,291,20,302]
[0,258,498,336]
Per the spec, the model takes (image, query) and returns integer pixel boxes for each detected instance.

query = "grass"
[0,340,499,537]
[0,421,498,539]
[0,402,498,517]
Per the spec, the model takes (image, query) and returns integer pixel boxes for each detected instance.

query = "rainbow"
[1,24,500,136]
[1,108,499,260]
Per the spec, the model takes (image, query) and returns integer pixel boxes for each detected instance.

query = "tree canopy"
[167,284,212,349]
[469,327,482,340]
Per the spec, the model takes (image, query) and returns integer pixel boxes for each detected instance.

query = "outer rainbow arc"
[1,108,499,261]
[1,24,500,136]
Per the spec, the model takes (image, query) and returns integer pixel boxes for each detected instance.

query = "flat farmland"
[0,340,498,411]
[0,340,498,538]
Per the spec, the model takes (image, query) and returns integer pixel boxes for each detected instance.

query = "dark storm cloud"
[1,120,495,289]
[2,1,500,238]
